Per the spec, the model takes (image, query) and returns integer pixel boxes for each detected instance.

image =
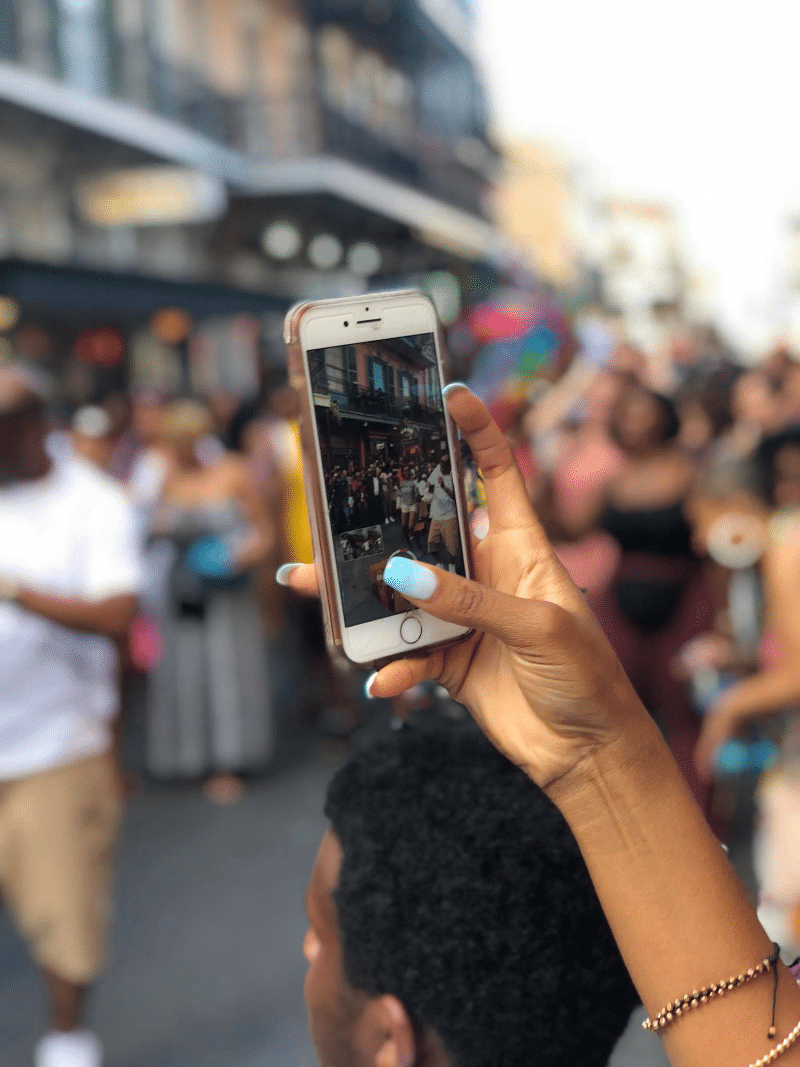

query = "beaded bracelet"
[642,944,781,1034]
[747,1016,800,1067]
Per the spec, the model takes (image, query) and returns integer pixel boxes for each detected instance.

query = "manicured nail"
[383,556,438,600]
[442,382,469,398]
[365,671,379,699]
[276,563,301,587]
[471,508,490,541]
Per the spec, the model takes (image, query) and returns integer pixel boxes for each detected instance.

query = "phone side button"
[400,615,423,645]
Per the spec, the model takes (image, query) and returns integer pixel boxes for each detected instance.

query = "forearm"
[547,715,800,1067]
[15,589,137,638]
[719,668,800,722]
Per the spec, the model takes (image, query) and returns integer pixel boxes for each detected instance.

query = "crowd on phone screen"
[326,455,462,572]
[326,461,433,534]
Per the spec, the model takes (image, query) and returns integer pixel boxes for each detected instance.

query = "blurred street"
[0,750,333,1067]
[0,732,676,1067]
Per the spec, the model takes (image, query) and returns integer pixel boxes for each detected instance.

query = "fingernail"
[364,671,379,699]
[442,382,469,398]
[471,507,490,540]
[383,556,438,600]
[276,563,301,587]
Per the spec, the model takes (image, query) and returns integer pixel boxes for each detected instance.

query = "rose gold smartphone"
[285,289,473,667]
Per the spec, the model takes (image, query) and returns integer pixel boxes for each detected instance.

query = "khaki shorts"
[0,752,123,984]
[428,517,460,557]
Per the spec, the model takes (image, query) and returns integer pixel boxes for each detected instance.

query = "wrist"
[544,713,669,830]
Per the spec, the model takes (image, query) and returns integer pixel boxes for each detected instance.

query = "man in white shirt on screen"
[426,454,461,573]
[0,366,141,1067]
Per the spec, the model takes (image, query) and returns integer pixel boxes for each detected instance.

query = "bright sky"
[474,0,800,350]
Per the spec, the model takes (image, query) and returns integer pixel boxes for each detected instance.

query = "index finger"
[443,383,539,533]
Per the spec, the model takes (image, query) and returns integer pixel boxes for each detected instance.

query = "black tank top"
[601,500,692,557]
[601,500,693,630]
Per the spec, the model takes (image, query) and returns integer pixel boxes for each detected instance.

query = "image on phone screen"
[308,332,467,627]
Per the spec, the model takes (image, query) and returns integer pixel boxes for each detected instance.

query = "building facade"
[0,0,500,402]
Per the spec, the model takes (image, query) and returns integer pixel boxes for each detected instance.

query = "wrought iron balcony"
[321,385,442,426]
[0,21,491,219]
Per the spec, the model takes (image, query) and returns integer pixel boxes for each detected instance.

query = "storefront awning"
[0,259,285,321]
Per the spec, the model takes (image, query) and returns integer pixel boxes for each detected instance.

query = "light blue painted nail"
[364,671,379,699]
[470,507,490,541]
[383,556,438,600]
[275,563,301,587]
[442,382,469,398]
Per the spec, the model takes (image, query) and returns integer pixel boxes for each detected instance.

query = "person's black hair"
[676,372,737,440]
[609,386,680,450]
[754,424,800,506]
[325,722,638,1067]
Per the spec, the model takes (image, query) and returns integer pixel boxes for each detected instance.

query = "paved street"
[1,749,336,1067]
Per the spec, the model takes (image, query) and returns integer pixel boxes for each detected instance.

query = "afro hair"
[325,721,638,1067]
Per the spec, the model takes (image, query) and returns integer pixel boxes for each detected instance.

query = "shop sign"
[76,167,227,228]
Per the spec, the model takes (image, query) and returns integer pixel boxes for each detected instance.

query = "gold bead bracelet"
[643,946,780,1033]
[747,1014,800,1067]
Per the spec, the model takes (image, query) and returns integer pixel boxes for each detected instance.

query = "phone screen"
[308,332,467,628]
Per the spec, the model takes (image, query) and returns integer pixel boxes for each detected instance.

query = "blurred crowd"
[10,315,800,1064]
[13,326,800,821]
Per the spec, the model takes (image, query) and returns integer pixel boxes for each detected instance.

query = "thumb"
[382,556,573,655]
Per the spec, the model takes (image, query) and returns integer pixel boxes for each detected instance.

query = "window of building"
[56,0,111,94]
[317,24,354,111]
[325,346,347,394]
[317,23,413,138]
[309,349,327,393]
[0,3,17,60]
[369,356,385,394]
[16,0,58,77]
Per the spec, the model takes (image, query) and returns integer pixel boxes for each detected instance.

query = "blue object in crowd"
[185,536,233,580]
[714,737,780,776]
[714,739,749,775]
[746,737,779,773]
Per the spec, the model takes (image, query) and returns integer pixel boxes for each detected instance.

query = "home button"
[400,615,423,645]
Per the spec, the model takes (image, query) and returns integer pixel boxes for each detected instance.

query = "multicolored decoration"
[466,294,575,416]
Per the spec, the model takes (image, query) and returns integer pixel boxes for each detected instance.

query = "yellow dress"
[284,420,314,565]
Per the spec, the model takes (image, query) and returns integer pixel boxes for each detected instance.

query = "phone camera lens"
[344,320,349,327]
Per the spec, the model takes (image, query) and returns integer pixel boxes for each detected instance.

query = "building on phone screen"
[309,334,447,470]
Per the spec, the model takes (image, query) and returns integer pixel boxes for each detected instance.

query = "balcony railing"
[2,21,491,219]
[323,385,442,426]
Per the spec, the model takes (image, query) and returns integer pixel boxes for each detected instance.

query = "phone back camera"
[344,320,349,327]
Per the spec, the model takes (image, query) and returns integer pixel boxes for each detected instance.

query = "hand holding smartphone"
[285,290,473,667]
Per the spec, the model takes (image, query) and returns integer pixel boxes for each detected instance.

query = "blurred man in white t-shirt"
[0,366,141,1067]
